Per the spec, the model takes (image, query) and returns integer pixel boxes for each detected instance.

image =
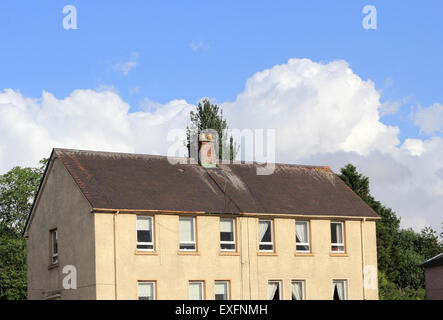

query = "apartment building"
[24,145,379,300]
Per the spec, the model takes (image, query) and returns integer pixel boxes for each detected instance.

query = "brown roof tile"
[54,148,379,218]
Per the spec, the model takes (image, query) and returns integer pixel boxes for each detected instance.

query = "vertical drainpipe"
[361,217,366,300]
[113,210,119,300]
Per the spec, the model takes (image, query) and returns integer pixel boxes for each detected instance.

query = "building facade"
[420,253,443,300]
[24,148,379,300]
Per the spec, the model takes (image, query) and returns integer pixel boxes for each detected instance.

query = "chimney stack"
[199,132,217,168]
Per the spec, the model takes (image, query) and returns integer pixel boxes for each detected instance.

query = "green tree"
[0,225,27,300]
[186,99,238,161]
[338,164,442,300]
[0,158,47,300]
[0,159,47,234]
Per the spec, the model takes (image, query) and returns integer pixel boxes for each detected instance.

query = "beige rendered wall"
[94,213,379,300]
[26,158,96,300]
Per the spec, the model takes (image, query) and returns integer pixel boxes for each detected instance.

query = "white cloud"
[379,99,402,116]
[221,58,442,232]
[113,52,139,76]
[414,103,443,134]
[0,57,442,232]
[223,58,400,159]
[0,88,192,172]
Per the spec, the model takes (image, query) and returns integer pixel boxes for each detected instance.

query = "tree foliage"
[0,158,47,300]
[186,99,238,161]
[338,164,443,300]
[0,158,47,234]
[0,225,27,300]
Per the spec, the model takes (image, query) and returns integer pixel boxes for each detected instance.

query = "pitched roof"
[52,148,378,218]
[420,253,443,268]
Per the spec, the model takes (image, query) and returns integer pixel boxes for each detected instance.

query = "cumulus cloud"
[0,88,192,171]
[414,103,443,134]
[0,57,442,232]
[221,58,442,231]
[223,58,400,160]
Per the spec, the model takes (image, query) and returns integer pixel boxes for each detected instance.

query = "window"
[220,218,236,251]
[137,216,154,251]
[180,217,196,251]
[215,281,230,300]
[296,221,310,253]
[50,229,58,264]
[189,281,205,300]
[332,280,347,300]
[138,281,155,300]
[331,222,345,252]
[268,281,282,300]
[291,280,305,300]
[259,220,274,251]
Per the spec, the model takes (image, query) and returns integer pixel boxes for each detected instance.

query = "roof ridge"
[53,148,332,170]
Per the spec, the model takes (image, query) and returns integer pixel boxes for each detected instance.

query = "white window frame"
[295,221,310,253]
[214,281,230,300]
[268,280,282,300]
[331,221,345,253]
[137,216,154,251]
[50,229,58,264]
[189,281,205,300]
[138,281,156,300]
[259,220,274,252]
[220,218,236,252]
[291,280,306,300]
[332,280,347,300]
[180,217,197,251]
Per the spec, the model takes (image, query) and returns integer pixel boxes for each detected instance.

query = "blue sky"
[1,0,442,142]
[1,1,443,230]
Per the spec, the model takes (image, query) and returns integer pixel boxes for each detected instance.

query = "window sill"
[257,252,278,256]
[329,252,348,257]
[295,252,314,257]
[219,251,240,256]
[135,250,158,255]
[177,251,200,255]
[48,263,59,270]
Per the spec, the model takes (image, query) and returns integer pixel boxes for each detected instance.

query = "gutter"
[113,210,119,300]
[92,208,380,221]
[361,217,366,300]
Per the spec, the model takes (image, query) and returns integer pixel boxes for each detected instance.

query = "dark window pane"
[139,297,152,300]
[52,231,58,254]
[331,224,337,243]
[259,244,273,251]
[272,287,280,300]
[138,230,152,243]
[296,245,310,251]
[221,243,235,250]
[180,243,196,250]
[137,244,153,250]
[221,231,234,242]
[333,286,340,300]
[215,294,226,300]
